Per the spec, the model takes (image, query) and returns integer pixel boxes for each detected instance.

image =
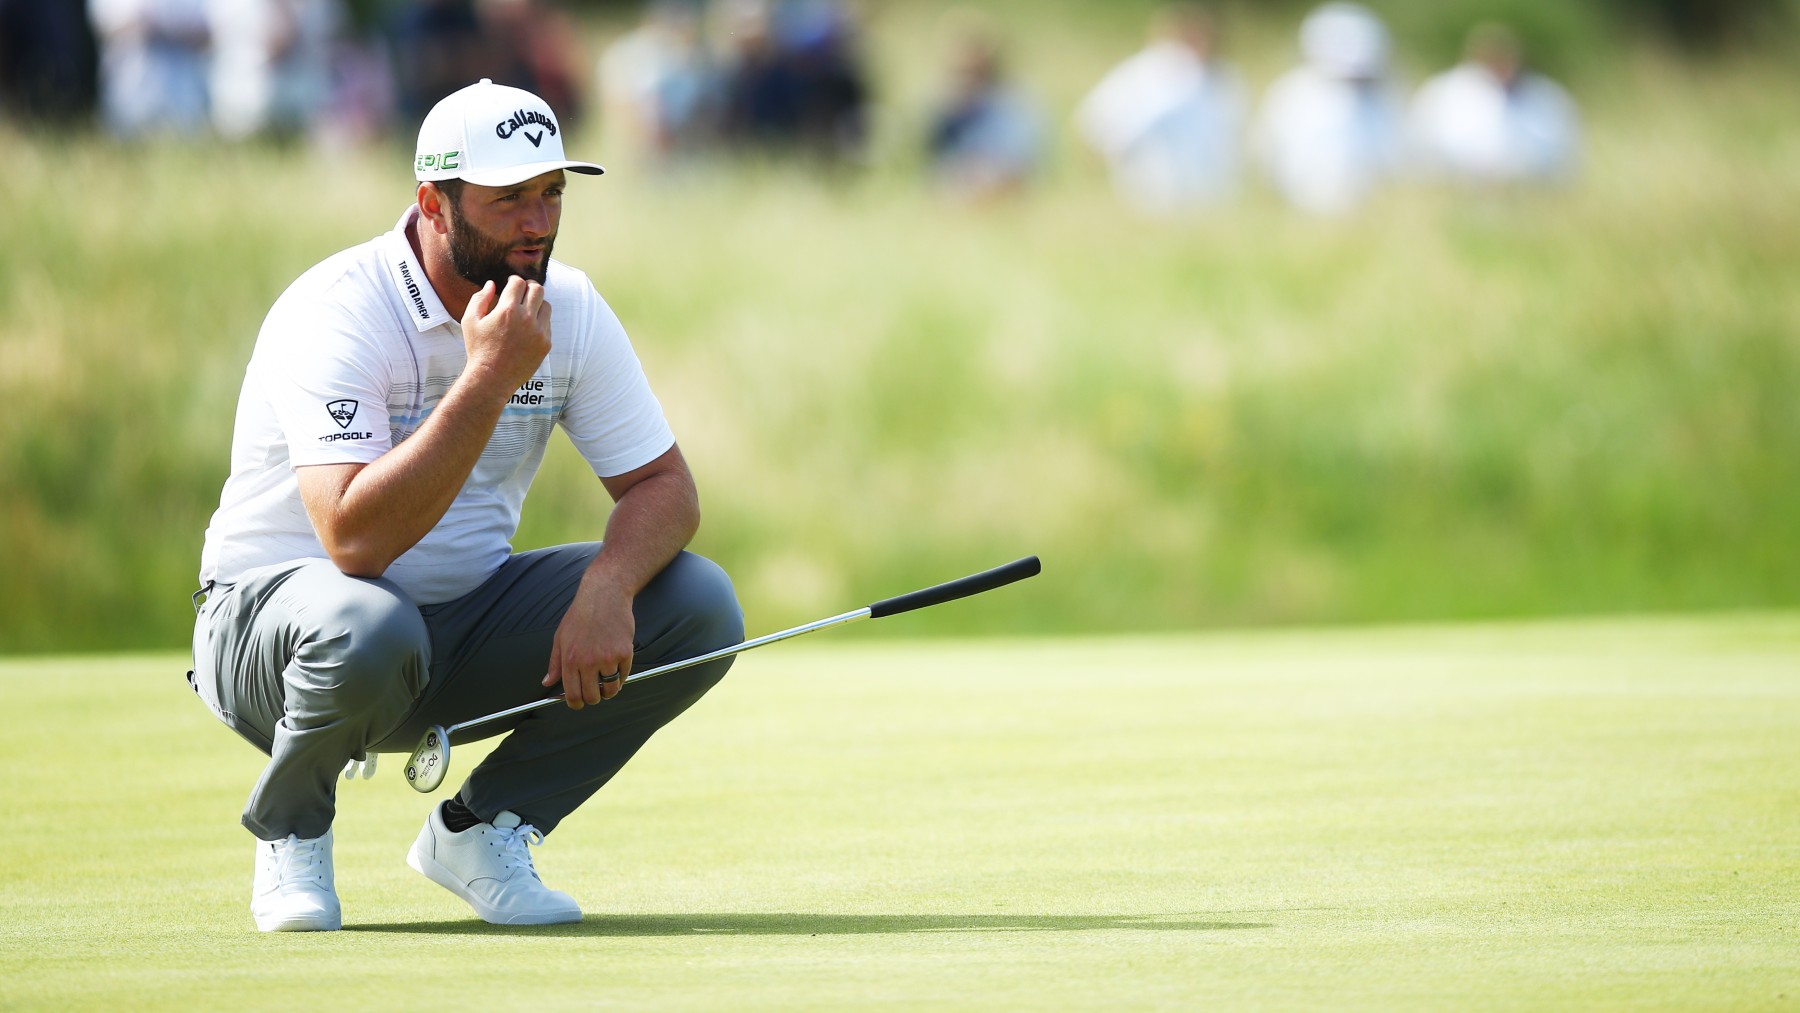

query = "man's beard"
[446,200,554,287]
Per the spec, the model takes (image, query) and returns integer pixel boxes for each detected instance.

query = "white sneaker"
[251,831,341,932]
[406,803,582,925]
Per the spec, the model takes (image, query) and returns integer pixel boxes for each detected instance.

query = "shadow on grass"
[349,913,1273,937]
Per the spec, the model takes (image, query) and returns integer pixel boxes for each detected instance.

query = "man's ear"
[417,182,452,235]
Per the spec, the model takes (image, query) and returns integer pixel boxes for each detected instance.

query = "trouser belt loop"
[192,580,215,615]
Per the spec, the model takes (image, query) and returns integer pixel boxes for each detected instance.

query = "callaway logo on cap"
[414,78,604,186]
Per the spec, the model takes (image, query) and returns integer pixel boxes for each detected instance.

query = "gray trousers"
[189,545,743,841]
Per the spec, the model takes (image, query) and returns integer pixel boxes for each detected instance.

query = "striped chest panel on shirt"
[387,340,573,466]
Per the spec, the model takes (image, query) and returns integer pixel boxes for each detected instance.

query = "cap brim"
[457,160,606,186]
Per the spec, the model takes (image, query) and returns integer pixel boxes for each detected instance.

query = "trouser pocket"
[190,583,276,756]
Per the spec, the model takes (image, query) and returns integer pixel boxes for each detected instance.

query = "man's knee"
[292,577,429,709]
[664,552,745,650]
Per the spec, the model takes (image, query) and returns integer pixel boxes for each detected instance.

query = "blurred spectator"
[715,0,795,150]
[599,0,718,159]
[311,22,397,150]
[1407,24,1580,185]
[89,0,213,138]
[0,0,100,124]
[387,0,484,123]
[207,0,345,140]
[718,0,870,163]
[1253,2,1404,215]
[474,0,587,128]
[1075,3,1245,215]
[774,0,869,160]
[924,12,1043,200]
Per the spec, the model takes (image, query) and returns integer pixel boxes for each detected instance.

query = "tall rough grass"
[1,11,1796,652]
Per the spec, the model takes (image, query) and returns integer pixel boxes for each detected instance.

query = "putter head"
[404,725,451,793]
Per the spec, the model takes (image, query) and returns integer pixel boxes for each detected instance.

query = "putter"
[403,555,1041,792]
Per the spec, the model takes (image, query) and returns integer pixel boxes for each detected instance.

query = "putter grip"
[867,556,1041,619]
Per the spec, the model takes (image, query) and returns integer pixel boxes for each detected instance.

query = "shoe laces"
[269,835,327,885]
[492,823,547,881]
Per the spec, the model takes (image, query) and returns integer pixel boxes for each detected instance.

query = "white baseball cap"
[414,78,604,186]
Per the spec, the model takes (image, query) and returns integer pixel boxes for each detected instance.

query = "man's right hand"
[461,276,552,392]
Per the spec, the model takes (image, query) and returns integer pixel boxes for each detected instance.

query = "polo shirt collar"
[382,205,452,332]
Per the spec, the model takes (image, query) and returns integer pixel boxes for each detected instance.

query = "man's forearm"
[543,452,701,704]
[582,466,701,601]
[305,364,516,576]
[303,276,553,577]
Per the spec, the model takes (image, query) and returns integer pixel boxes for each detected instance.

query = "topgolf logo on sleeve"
[320,398,373,442]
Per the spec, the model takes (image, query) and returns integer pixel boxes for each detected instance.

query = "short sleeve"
[254,286,394,468]
[559,287,675,478]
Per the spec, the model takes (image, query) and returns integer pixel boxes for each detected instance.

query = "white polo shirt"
[199,206,675,604]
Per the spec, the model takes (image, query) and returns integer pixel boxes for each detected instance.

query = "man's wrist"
[579,565,638,606]
[455,359,523,403]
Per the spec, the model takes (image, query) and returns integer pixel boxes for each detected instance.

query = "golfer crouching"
[187,79,743,931]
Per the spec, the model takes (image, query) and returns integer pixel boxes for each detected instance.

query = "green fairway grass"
[5,616,1798,1009]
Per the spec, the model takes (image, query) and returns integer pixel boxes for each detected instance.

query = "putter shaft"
[407,555,1041,793]
[442,606,874,738]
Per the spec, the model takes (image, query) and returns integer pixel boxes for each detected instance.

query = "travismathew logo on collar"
[397,258,429,320]
[495,108,556,147]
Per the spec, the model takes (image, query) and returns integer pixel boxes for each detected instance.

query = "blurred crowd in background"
[933,1,1579,212]
[0,0,1580,215]
[1066,2,1578,215]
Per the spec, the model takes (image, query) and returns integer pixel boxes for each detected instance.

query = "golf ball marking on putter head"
[403,555,1041,794]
